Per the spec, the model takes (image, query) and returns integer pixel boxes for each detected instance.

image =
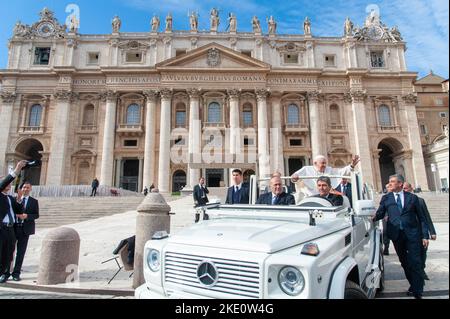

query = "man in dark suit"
[335,178,352,207]
[193,177,209,223]
[0,161,27,283]
[256,176,295,205]
[372,174,429,299]
[403,182,436,281]
[312,176,344,206]
[10,181,39,281]
[225,169,250,205]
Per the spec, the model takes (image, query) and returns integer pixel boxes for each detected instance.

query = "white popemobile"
[135,172,384,299]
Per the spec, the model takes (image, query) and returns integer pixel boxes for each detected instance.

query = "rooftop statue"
[112,15,121,33]
[165,13,173,32]
[303,16,311,35]
[344,17,353,36]
[210,8,220,32]
[268,16,277,35]
[252,16,261,34]
[227,13,237,32]
[189,11,198,32]
[151,15,160,32]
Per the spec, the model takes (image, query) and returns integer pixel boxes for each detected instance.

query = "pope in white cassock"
[291,154,360,196]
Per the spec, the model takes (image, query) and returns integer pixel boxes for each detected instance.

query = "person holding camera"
[0,160,27,283]
[10,181,39,281]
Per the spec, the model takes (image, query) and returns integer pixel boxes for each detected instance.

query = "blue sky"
[0,0,448,79]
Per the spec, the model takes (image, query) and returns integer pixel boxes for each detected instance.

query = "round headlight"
[278,266,305,296]
[146,249,160,272]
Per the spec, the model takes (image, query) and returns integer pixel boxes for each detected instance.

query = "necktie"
[396,194,402,211]
[342,185,346,194]
[233,186,239,204]
[395,193,404,230]
[272,196,278,205]
[6,196,15,224]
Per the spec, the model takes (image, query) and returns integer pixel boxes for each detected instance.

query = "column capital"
[255,88,270,101]
[53,89,78,102]
[306,90,323,102]
[143,89,159,102]
[160,88,173,100]
[100,90,119,102]
[187,88,202,99]
[346,89,367,103]
[227,89,241,100]
[401,93,418,104]
[0,90,16,103]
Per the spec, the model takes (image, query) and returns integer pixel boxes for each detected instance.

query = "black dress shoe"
[414,294,423,299]
[423,273,430,280]
[0,274,9,283]
[383,249,389,256]
[12,274,21,282]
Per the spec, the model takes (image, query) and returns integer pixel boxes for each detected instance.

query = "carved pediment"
[118,40,150,50]
[156,43,271,71]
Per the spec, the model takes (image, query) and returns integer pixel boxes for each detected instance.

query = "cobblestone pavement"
[0,287,132,299]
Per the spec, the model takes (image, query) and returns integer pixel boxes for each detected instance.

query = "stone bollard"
[37,227,80,285]
[133,190,171,289]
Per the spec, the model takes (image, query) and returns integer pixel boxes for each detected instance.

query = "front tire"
[344,280,368,299]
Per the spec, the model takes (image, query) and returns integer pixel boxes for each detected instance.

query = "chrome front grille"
[164,251,261,298]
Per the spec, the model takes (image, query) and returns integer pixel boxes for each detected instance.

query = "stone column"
[346,90,374,187]
[100,91,118,186]
[307,90,324,160]
[47,90,76,185]
[270,93,284,174]
[157,89,173,193]
[142,90,159,189]
[187,88,202,188]
[256,89,270,180]
[0,91,16,174]
[402,93,429,190]
[227,89,241,183]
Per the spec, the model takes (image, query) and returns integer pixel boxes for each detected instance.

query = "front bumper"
[135,284,166,299]
[135,283,213,299]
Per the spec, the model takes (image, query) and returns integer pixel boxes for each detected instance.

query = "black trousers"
[382,219,390,249]
[91,187,97,196]
[0,226,16,275]
[392,231,424,295]
[12,226,30,276]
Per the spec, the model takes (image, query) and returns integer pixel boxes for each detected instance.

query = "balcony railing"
[377,125,400,132]
[284,123,309,132]
[328,124,346,130]
[117,124,144,136]
[19,126,44,134]
[203,122,225,128]
[80,125,97,131]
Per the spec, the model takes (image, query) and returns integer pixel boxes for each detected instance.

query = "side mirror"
[353,200,376,217]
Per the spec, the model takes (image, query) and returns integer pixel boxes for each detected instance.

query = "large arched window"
[330,104,340,124]
[208,102,221,123]
[378,104,392,126]
[82,104,95,126]
[28,104,42,127]
[287,104,299,124]
[126,104,141,124]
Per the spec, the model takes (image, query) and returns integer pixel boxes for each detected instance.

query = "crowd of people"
[192,154,437,299]
[0,160,39,283]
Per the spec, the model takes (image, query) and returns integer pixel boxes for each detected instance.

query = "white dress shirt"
[293,165,353,196]
[2,195,16,224]
[393,190,404,208]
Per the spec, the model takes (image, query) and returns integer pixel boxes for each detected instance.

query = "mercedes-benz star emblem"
[197,261,218,287]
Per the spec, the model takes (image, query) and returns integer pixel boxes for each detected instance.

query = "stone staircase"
[35,196,145,229]
[374,192,449,223]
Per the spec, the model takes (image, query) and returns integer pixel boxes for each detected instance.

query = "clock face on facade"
[367,25,383,40]
[37,22,55,37]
